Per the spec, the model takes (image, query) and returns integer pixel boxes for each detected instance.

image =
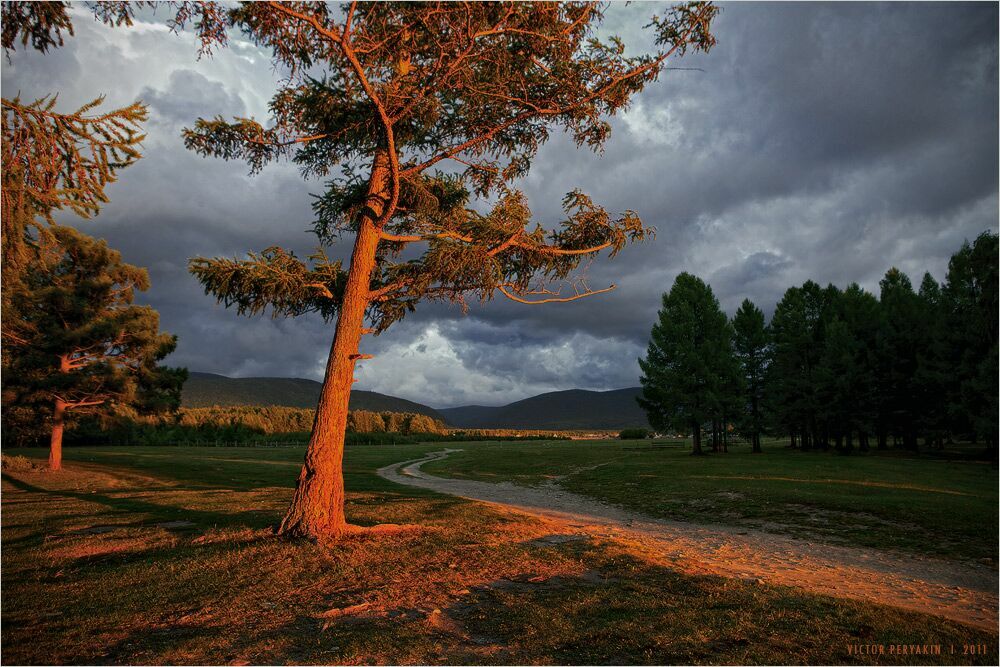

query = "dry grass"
[2,453,42,472]
[1,445,997,665]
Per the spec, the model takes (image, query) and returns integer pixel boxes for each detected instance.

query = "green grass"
[2,444,997,665]
[423,439,1000,562]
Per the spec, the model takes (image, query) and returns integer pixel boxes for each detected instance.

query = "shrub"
[619,428,651,440]
[1,454,39,471]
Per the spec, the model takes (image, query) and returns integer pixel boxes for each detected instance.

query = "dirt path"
[378,449,999,631]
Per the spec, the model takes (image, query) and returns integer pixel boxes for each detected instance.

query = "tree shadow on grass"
[88,606,325,666]
[1,473,279,531]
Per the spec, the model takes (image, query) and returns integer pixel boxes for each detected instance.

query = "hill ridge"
[439,386,648,430]
[183,372,649,430]
[182,372,449,423]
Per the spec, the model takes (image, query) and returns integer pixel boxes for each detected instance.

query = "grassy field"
[423,439,999,563]
[2,444,997,665]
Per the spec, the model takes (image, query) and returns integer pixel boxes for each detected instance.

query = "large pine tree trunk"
[49,398,66,471]
[277,153,390,540]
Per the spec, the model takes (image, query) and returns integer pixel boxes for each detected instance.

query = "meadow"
[1,441,997,665]
[422,438,999,563]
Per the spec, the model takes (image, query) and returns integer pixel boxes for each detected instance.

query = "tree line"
[639,231,999,455]
[47,406,448,447]
[51,406,564,447]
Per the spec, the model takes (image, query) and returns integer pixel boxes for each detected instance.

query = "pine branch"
[189,247,347,321]
[1,94,147,224]
[497,283,616,305]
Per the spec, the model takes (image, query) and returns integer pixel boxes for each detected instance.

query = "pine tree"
[813,291,837,449]
[180,2,719,539]
[731,299,769,453]
[5,226,184,470]
[766,287,802,446]
[767,282,826,449]
[638,273,732,455]
[816,314,853,452]
[833,284,880,451]
[942,232,999,448]
[914,273,949,448]
[877,268,922,450]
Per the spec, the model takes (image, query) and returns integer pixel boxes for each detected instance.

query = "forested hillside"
[183,372,449,422]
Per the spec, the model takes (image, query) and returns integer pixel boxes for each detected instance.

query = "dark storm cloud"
[435,1,999,348]
[3,3,996,406]
[141,69,247,124]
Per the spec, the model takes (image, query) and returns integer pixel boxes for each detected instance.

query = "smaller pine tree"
[6,226,184,469]
[638,273,733,455]
[878,268,922,451]
[732,299,769,453]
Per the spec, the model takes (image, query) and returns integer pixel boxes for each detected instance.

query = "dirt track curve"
[377,449,999,631]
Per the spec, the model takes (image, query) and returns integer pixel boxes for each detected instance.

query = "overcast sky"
[3,2,997,408]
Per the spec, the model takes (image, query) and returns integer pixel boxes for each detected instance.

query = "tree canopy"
[638,273,732,454]
[186,1,719,323]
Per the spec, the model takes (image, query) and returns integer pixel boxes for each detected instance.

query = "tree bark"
[691,422,703,455]
[48,398,66,471]
[277,152,391,540]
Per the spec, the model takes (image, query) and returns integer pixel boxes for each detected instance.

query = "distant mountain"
[439,387,649,430]
[183,372,648,430]
[182,372,449,422]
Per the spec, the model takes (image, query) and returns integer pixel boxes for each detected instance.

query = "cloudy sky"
[3,2,997,408]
